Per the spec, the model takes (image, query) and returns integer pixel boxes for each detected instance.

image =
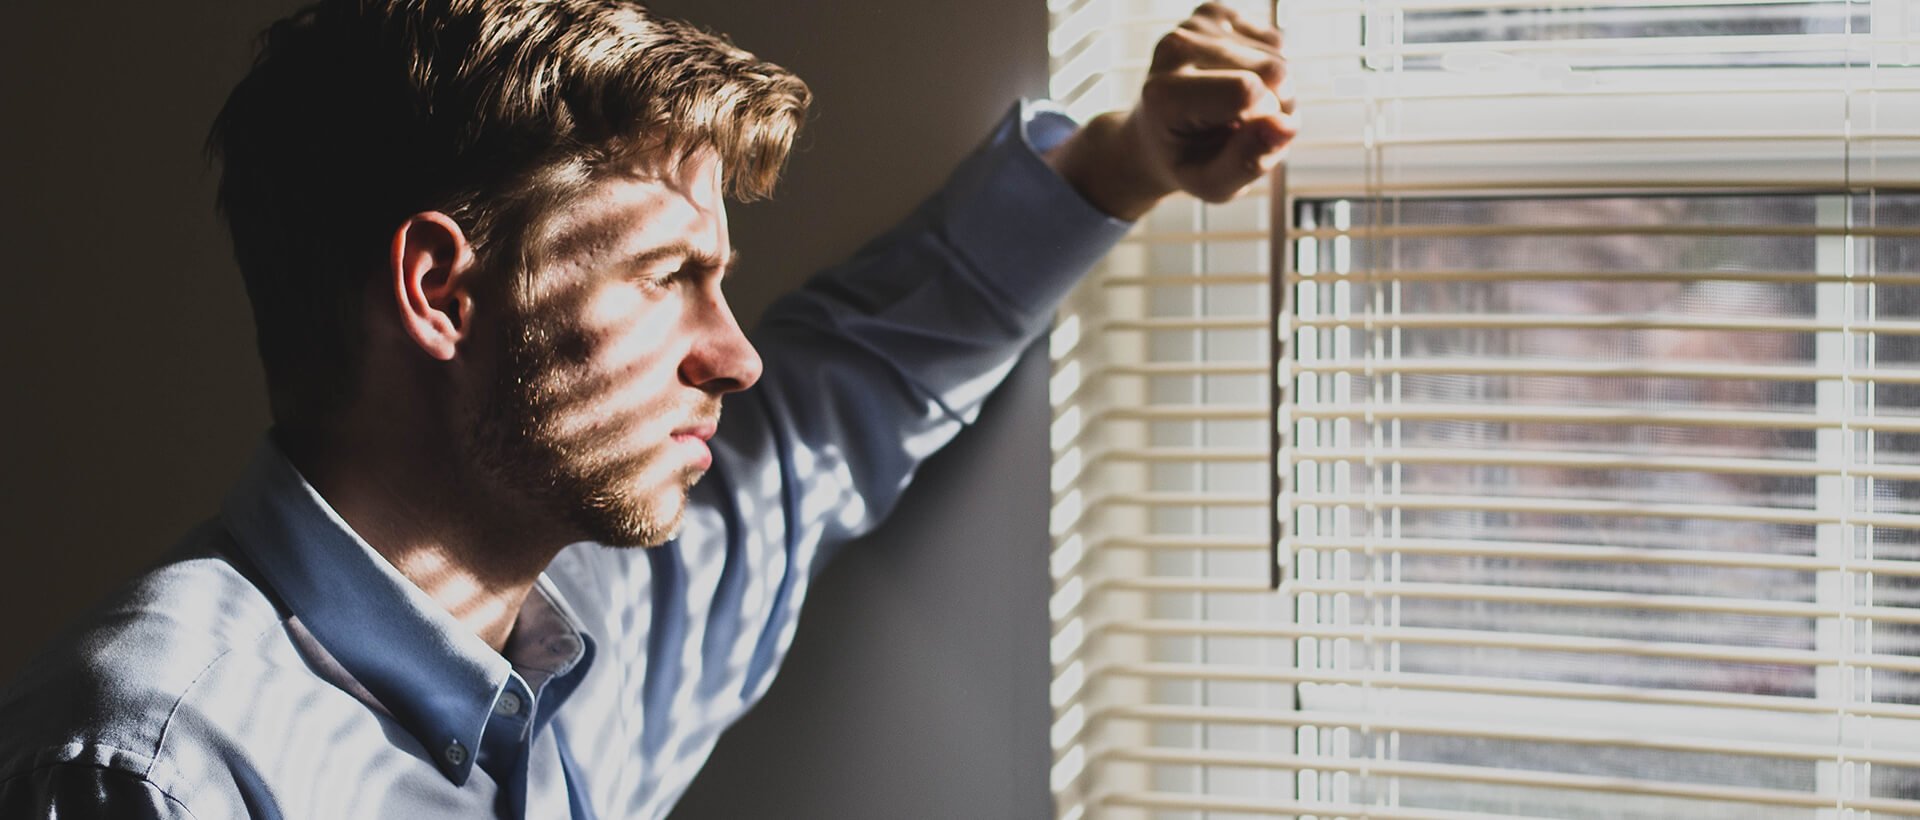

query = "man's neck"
[279,427,566,652]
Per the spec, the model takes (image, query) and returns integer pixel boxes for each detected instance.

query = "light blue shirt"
[0,101,1127,820]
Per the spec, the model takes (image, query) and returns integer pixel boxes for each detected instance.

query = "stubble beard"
[464,320,718,549]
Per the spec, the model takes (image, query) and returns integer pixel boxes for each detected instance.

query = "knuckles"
[1192,2,1233,23]
[1141,63,1280,117]
[1153,20,1290,93]
[1253,57,1287,89]
[1230,72,1267,108]
[1189,2,1284,47]
[1152,27,1204,70]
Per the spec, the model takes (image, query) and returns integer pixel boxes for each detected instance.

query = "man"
[0,0,1293,817]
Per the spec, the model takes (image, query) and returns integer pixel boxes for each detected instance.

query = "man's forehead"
[602,146,725,201]
[535,152,729,267]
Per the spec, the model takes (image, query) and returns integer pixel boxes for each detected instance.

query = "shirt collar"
[504,578,592,694]
[505,577,595,738]
[218,438,592,785]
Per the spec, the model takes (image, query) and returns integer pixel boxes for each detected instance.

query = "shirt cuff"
[936,99,1133,323]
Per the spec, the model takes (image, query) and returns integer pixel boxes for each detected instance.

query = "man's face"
[463,150,761,547]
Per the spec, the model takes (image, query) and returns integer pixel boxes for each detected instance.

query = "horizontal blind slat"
[1102,273,1272,287]
[1132,223,1920,244]
[1090,534,1268,551]
[1117,32,1914,66]
[1288,534,1920,578]
[1098,577,1273,593]
[1075,446,1268,463]
[1292,33,1907,59]
[1101,704,1920,767]
[1287,579,1920,624]
[1101,316,1265,332]
[1283,268,1920,286]
[1292,402,1920,434]
[1128,531,1920,579]
[1286,178,1920,195]
[1098,618,1920,672]
[1292,358,1920,384]
[1292,313,1920,335]
[1094,405,1265,421]
[1292,445,1920,480]
[1095,661,1920,721]
[1101,791,1527,820]
[1090,491,1269,508]
[1059,361,1269,378]
[1289,0,1868,13]
[1099,747,1920,814]
[1292,130,1920,150]
[1292,490,1920,528]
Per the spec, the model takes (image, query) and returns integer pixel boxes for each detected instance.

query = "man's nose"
[680,291,763,394]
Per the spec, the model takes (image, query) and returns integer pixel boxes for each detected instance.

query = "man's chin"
[576,477,701,548]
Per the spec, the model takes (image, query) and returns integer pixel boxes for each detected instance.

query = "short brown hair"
[208,0,809,432]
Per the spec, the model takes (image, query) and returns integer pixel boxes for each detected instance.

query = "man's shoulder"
[0,519,290,793]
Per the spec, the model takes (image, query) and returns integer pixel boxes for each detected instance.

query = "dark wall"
[1,0,292,672]
[638,3,1059,817]
[2,2,1058,819]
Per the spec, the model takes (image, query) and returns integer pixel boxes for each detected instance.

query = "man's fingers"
[1166,18,1284,66]
[1151,27,1288,92]
[1144,69,1285,132]
[1177,112,1295,202]
[1235,18,1285,50]
[1183,3,1285,51]
[1122,4,1297,207]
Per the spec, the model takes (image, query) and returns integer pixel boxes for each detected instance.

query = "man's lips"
[671,422,717,469]
[671,422,717,442]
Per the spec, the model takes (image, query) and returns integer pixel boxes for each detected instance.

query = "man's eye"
[636,267,684,289]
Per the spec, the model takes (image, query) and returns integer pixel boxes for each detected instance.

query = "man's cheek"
[555,376,686,460]
[592,287,686,361]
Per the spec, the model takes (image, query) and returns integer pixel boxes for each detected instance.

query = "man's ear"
[390,212,479,362]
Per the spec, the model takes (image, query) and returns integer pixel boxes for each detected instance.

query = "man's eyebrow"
[621,242,741,276]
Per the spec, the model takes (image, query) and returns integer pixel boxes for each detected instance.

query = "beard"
[463,309,720,548]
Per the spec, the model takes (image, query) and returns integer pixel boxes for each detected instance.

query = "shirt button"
[443,740,468,767]
[496,690,524,717]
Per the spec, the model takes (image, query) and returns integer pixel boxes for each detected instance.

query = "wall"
[1,0,290,674]
[1,2,1059,818]
[647,3,1059,818]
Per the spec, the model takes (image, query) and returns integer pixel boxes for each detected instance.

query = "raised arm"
[713,101,1130,573]
[541,10,1294,813]
[711,1,1295,570]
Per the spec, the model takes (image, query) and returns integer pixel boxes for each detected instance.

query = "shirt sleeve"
[0,763,197,820]
[539,103,1132,811]
[709,98,1133,573]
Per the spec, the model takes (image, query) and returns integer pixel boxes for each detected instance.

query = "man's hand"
[1047,3,1296,220]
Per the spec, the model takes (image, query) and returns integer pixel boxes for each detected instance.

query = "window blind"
[1048,0,1920,817]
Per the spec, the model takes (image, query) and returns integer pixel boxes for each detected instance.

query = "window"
[1048,0,1920,816]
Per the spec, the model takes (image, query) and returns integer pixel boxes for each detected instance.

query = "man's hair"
[208,0,809,432]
